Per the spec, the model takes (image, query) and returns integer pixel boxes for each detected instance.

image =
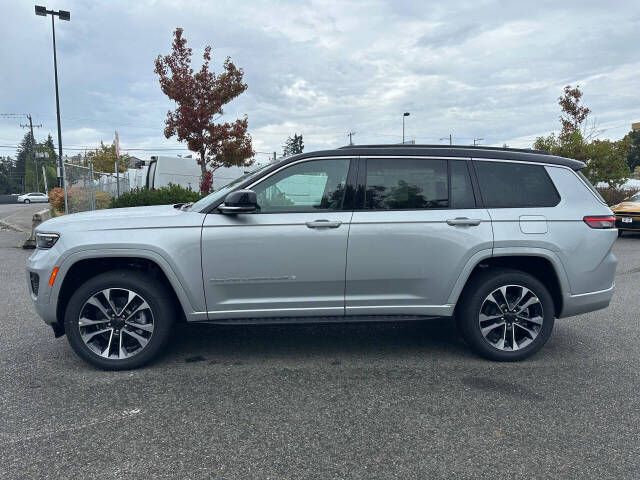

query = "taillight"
[583,216,616,229]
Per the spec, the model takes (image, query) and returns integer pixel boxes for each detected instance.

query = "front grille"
[30,272,39,297]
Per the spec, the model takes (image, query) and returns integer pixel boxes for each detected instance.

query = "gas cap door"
[519,215,548,234]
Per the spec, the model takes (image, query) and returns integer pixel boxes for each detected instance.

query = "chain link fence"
[61,162,132,213]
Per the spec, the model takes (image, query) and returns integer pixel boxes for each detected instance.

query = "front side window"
[365,158,448,210]
[252,159,351,213]
[474,161,560,208]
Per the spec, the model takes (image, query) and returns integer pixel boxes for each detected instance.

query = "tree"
[558,85,590,136]
[0,156,18,194]
[533,85,629,187]
[624,130,640,173]
[154,28,254,193]
[86,142,130,173]
[283,133,304,156]
[582,139,630,189]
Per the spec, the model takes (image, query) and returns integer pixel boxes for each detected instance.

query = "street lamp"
[402,112,410,144]
[35,5,70,196]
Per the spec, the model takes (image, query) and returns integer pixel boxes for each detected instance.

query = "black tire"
[618,230,623,237]
[456,268,555,361]
[24,199,30,204]
[65,270,176,370]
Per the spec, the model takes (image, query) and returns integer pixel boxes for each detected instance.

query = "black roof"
[282,144,585,170]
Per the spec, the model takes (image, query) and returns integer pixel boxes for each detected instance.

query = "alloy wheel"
[78,288,154,359]
[478,284,544,351]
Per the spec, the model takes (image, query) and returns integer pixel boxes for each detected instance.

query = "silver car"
[26,145,617,369]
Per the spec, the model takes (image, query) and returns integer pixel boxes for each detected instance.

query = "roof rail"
[338,144,551,155]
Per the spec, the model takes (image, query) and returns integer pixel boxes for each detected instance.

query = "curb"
[22,209,52,249]
[0,220,23,232]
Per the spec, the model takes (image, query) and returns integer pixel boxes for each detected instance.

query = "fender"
[446,246,571,312]
[52,247,207,322]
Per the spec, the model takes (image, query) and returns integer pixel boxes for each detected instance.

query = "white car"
[17,192,49,204]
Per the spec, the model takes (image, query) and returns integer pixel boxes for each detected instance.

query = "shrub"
[110,184,202,209]
[596,186,637,206]
[48,187,114,213]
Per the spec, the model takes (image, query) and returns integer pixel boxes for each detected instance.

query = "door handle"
[306,220,342,229]
[446,217,482,226]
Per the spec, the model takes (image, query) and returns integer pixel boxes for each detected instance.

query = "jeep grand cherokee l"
[26,145,617,369]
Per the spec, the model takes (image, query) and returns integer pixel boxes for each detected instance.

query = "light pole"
[402,112,410,144]
[35,5,69,197]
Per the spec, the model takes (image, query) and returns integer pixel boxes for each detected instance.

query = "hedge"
[109,184,203,209]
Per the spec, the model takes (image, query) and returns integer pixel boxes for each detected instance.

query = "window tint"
[474,161,560,208]
[365,158,448,210]
[450,160,476,208]
[253,159,350,213]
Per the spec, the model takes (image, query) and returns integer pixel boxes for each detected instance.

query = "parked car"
[17,192,48,204]
[611,191,640,236]
[26,145,617,369]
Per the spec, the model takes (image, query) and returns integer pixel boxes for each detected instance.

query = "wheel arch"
[450,249,569,317]
[54,252,198,332]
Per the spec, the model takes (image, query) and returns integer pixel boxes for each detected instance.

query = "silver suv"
[26,145,617,369]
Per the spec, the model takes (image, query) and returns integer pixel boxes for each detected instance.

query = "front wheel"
[65,270,175,370]
[23,199,30,204]
[457,268,555,361]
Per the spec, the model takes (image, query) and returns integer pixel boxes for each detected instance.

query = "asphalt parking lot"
[1,229,639,479]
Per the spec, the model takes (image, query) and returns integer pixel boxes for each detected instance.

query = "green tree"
[582,139,630,188]
[533,85,629,186]
[86,141,131,173]
[283,133,304,156]
[0,156,18,194]
[623,130,640,173]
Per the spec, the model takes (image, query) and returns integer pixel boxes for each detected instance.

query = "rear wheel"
[65,270,175,370]
[457,268,555,361]
[618,230,623,237]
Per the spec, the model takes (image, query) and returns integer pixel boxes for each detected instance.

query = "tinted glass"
[475,161,560,208]
[450,160,476,208]
[365,158,448,210]
[253,159,350,213]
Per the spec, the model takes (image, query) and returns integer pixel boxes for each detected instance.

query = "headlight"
[36,233,60,249]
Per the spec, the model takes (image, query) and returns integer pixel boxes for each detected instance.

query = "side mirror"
[218,189,257,214]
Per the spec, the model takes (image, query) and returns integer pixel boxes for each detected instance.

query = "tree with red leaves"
[154,28,254,193]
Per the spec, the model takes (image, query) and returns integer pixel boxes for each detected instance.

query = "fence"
[61,162,132,213]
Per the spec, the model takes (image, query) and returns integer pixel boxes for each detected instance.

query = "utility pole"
[20,114,42,192]
[440,134,452,146]
[347,131,356,145]
[473,138,484,146]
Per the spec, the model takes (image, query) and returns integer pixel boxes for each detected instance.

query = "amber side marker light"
[583,216,616,229]
[49,267,60,287]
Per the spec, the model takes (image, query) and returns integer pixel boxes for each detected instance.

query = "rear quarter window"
[474,161,560,208]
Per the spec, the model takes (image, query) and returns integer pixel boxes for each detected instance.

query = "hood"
[612,202,640,213]
[36,204,194,233]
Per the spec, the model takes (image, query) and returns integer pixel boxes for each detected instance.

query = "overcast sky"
[1,0,638,162]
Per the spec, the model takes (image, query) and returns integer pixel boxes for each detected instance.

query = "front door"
[345,156,493,317]
[201,157,355,320]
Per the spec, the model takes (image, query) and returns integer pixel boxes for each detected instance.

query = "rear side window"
[474,161,560,208]
[365,158,448,209]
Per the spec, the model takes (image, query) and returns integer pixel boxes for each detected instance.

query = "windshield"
[189,163,273,212]
[629,192,640,202]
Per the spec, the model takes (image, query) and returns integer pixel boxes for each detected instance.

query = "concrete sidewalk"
[0,204,50,233]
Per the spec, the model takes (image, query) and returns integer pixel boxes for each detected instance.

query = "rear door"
[345,156,493,317]
[201,157,356,320]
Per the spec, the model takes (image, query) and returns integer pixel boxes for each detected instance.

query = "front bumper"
[26,247,62,327]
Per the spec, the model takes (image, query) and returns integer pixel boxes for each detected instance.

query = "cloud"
[1,0,638,160]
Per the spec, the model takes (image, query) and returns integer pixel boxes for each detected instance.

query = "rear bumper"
[559,283,615,318]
